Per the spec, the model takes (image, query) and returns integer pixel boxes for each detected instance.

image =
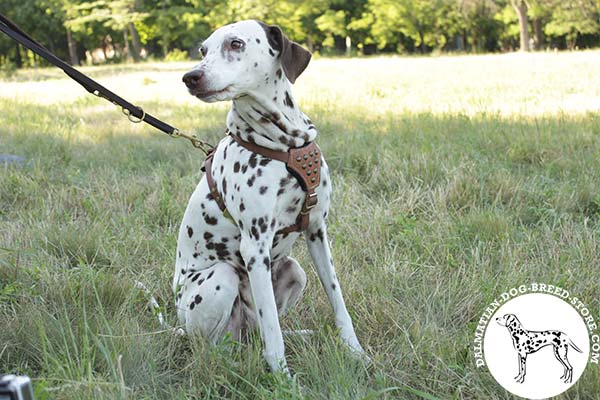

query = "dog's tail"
[134,280,186,336]
[568,337,583,353]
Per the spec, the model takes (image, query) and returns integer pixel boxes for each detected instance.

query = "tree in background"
[3,0,600,69]
[510,0,530,51]
[543,0,599,49]
[63,0,147,62]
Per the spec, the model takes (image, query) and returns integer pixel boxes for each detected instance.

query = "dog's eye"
[200,46,207,58]
[230,39,244,50]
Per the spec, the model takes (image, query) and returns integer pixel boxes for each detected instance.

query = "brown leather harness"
[203,133,321,234]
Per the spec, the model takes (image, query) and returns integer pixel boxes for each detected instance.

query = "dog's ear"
[262,23,311,84]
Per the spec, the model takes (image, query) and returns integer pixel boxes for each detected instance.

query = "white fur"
[175,20,365,373]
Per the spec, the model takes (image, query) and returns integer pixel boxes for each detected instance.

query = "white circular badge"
[484,293,590,399]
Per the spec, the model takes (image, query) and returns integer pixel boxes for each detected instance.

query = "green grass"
[1,52,600,399]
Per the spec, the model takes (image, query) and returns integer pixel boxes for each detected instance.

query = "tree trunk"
[14,41,22,68]
[66,29,79,65]
[511,0,530,51]
[128,22,141,62]
[122,28,131,61]
[162,39,169,58]
[418,30,426,53]
[345,35,351,56]
[455,34,465,51]
[532,18,544,50]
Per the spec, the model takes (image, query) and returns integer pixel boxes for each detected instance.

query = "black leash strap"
[0,13,213,154]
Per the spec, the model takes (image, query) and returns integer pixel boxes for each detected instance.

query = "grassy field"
[1,51,600,399]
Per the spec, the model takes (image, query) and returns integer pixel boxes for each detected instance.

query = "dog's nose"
[182,70,203,89]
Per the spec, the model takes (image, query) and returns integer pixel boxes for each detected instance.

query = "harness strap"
[203,150,226,211]
[204,133,321,234]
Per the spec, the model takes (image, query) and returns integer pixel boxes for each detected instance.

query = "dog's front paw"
[342,336,371,364]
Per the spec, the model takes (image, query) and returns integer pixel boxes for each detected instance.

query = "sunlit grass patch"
[2,53,600,398]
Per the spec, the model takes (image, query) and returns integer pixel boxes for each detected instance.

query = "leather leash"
[0,13,213,154]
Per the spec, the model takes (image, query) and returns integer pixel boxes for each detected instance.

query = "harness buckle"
[301,192,318,214]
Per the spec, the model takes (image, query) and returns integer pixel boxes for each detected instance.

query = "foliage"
[543,0,599,48]
[2,0,600,67]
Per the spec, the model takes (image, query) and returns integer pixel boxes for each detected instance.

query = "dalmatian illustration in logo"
[496,313,583,384]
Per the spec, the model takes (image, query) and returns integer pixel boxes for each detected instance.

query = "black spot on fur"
[256,38,260,44]
[247,175,256,187]
[235,250,243,264]
[204,215,218,225]
[204,232,213,240]
[239,202,245,212]
[195,295,203,304]
[233,162,240,172]
[259,186,268,195]
[249,153,258,168]
[207,270,214,280]
[216,285,220,291]
[269,48,275,57]
[247,256,256,271]
[187,226,193,238]
[259,309,263,317]
[276,68,282,79]
[258,218,268,233]
[331,283,336,290]
[284,91,294,108]
[214,242,230,258]
[309,229,325,242]
[263,256,270,269]
[259,158,270,166]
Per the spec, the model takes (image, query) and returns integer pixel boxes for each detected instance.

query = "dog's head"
[182,20,311,102]
[496,313,520,328]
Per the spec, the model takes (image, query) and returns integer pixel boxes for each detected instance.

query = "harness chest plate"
[203,134,321,233]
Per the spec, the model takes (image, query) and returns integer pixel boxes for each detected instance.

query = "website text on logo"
[473,283,599,368]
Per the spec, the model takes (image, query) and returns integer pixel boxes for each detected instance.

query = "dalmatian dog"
[175,20,366,373]
[496,314,583,383]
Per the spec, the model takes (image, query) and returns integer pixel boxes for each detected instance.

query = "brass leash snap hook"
[122,107,145,123]
[171,128,213,155]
